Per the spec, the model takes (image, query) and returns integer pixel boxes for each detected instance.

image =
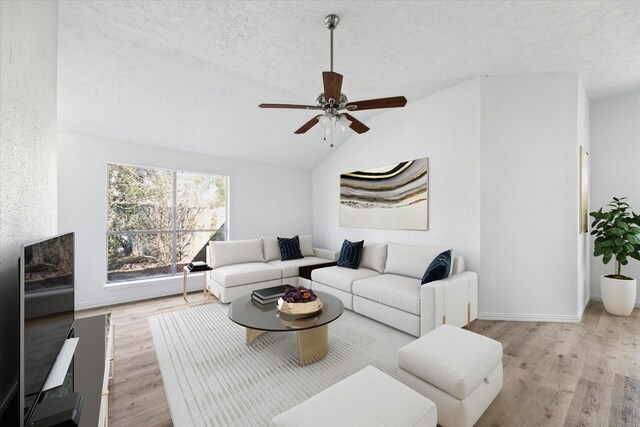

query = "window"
[107,163,228,282]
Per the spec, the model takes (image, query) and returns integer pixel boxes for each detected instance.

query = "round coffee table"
[227,290,344,366]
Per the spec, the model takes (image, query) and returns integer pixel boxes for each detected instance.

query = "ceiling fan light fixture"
[320,113,333,128]
[337,114,352,131]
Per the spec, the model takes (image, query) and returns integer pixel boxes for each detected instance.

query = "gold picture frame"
[579,146,589,233]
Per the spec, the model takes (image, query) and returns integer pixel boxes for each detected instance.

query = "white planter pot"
[600,275,637,316]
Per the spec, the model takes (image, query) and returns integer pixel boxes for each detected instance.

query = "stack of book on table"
[251,284,294,307]
[186,261,212,272]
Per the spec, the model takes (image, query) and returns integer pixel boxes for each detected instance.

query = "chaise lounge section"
[311,242,478,337]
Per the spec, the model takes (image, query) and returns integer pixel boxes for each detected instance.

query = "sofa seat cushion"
[270,365,437,427]
[311,265,380,293]
[211,262,282,288]
[398,325,503,400]
[267,257,331,278]
[352,274,421,315]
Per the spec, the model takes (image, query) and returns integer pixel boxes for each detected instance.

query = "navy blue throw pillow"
[337,239,364,269]
[278,235,304,261]
[421,250,452,284]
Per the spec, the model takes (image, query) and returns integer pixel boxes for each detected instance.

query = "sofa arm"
[420,271,478,335]
[313,247,339,261]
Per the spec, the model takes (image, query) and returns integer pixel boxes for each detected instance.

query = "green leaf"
[625,244,634,253]
[626,234,638,244]
[594,247,605,256]
[609,227,625,236]
[629,252,640,261]
[602,240,613,247]
[616,253,627,262]
[615,238,626,246]
[615,221,630,231]
[603,253,613,264]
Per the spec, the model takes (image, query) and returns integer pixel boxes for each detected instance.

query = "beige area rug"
[149,303,414,426]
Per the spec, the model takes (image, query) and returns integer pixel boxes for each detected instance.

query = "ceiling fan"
[258,14,407,143]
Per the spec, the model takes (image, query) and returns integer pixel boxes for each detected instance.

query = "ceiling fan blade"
[322,71,343,103]
[294,115,322,134]
[343,113,370,134]
[259,103,322,110]
[344,96,407,111]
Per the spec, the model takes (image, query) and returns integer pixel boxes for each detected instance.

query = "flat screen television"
[20,232,75,425]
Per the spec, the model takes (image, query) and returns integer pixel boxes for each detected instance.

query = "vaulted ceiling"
[57,1,640,170]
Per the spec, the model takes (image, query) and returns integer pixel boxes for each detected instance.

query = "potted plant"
[590,197,640,316]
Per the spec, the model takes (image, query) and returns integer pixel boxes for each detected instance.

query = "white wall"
[58,133,312,309]
[313,75,589,321]
[0,0,59,416]
[312,78,482,273]
[590,90,640,306]
[480,73,582,321]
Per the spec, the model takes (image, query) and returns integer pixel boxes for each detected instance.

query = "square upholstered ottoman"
[398,325,503,427]
[271,365,437,427]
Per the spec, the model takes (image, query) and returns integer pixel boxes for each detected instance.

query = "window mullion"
[172,170,177,275]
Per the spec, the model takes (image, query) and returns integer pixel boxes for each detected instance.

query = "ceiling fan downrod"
[324,14,339,73]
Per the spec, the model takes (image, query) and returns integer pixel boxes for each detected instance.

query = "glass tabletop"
[227,290,344,332]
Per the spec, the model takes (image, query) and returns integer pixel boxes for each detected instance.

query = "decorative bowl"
[277,312,321,329]
[277,298,323,316]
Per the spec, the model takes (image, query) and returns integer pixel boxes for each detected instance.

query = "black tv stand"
[31,314,112,427]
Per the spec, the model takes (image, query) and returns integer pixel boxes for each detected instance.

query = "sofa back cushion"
[262,236,280,261]
[452,256,465,275]
[210,239,264,268]
[384,243,451,279]
[299,235,314,257]
[360,243,388,273]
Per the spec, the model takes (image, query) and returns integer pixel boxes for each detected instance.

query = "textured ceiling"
[58,1,640,170]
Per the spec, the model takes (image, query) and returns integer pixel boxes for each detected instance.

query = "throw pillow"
[278,235,304,261]
[421,250,452,284]
[337,239,364,269]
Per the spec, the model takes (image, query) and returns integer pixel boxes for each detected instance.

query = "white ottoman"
[398,325,503,427]
[271,365,437,427]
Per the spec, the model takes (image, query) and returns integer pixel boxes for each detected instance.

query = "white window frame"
[106,162,229,283]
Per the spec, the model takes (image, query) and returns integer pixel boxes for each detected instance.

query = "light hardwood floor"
[78,296,639,427]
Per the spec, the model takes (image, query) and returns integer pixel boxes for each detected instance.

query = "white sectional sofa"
[311,242,478,337]
[205,235,337,303]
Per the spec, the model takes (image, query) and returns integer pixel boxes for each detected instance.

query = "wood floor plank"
[563,377,613,426]
[77,296,639,427]
[610,373,640,426]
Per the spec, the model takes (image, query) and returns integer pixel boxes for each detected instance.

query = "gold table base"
[245,324,329,367]
[183,267,212,306]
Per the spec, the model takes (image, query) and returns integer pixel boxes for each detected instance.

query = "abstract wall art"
[340,157,429,230]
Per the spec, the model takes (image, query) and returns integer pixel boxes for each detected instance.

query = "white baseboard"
[478,312,580,323]
[479,296,639,324]
[589,295,640,308]
[75,274,208,310]
[578,295,590,321]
